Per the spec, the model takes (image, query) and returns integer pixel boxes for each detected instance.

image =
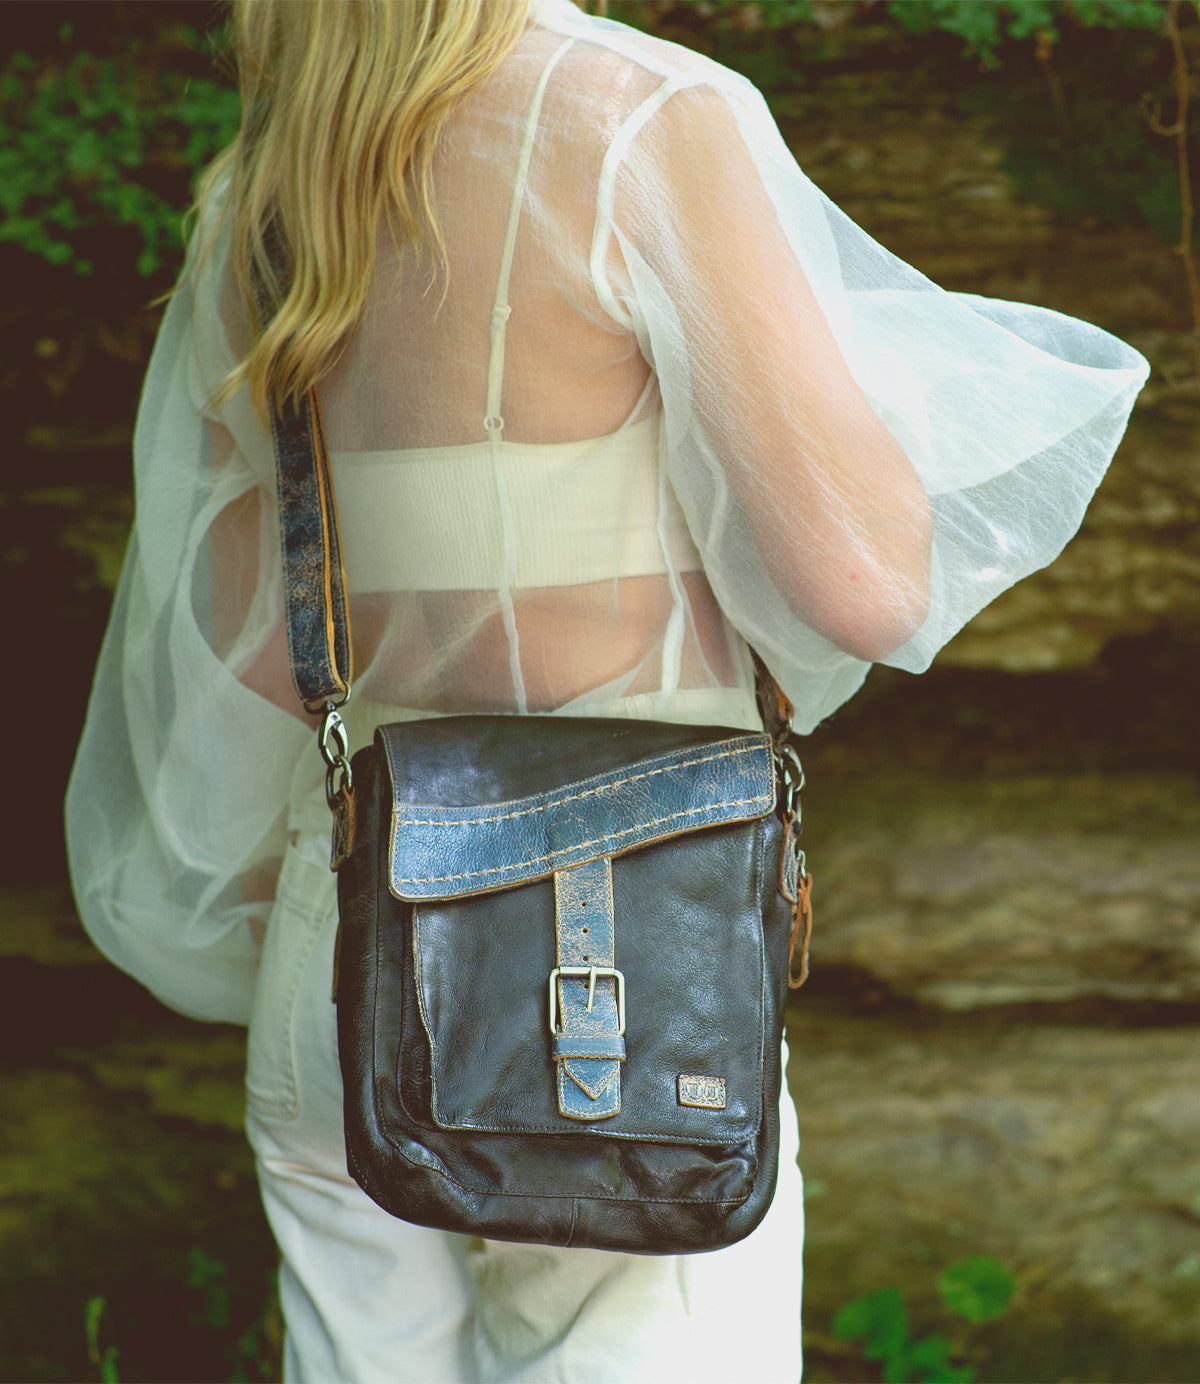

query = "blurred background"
[2,1,1197,1380]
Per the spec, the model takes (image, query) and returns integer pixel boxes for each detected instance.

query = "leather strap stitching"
[393,795,769,886]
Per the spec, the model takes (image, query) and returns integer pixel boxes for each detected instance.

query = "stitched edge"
[394,742,766,829]
[395,795,769,887]
[393,1111,759,1147]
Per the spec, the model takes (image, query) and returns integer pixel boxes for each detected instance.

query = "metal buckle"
[548,966,626,1036]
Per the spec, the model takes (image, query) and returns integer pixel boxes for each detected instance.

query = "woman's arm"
[614,82,932,664]
[602,70,1145,732]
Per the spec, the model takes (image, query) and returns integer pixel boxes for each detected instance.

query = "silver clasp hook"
[773,741,804,823]
[318,701,353,806]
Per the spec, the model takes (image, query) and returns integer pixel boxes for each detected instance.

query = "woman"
[66,0,1148,1379]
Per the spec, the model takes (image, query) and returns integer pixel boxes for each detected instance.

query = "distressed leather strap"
[551,858,624,1120]
[751,649,794,746]
[251,223,353,708]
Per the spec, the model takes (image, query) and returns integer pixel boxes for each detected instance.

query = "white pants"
[245,833,805,1384]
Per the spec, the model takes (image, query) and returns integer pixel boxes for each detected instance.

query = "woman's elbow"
[836,567,930,663]
[866,496,933,657]
[792,497,933,663]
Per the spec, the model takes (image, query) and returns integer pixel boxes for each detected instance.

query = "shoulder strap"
[485,37,574,439]
[251,222,353,710]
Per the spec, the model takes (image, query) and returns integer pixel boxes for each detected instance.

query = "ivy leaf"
[1004,0,1060,43]
[1072,0,1166,30]
[833,1286,909,1363]
[65,127,102,175]
[938,1256,1015,1325]
[897,1331,976,1383]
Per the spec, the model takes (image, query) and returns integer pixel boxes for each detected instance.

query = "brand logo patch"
[677,1074,726,1109]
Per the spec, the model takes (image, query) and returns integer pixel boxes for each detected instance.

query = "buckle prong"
[548,966,626,1036]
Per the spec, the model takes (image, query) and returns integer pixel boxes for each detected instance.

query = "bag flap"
[379,716,775,901]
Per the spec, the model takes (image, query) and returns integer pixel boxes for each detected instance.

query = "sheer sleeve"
[599,69,1149,731]
[65,219,312,1024]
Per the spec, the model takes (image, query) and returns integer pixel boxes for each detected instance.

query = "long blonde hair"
[194,0,533,415]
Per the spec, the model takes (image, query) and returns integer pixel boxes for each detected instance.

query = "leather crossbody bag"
[263,308,812,1255]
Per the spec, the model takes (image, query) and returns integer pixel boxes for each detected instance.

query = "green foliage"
[619,0,1168,66]
[959,20,1184,245]
[833,1287,911,1367]
[84,1295,120,1384]
[0,29,238,277]
[832,1256,1015,1384]
[612,1,814,27]
[1071,0,1173,32]
[81,1250,280,1383]
[188,1245,233,1331]
[938,1256,1017,1325]
[1007,108,1179,242]
[228,1268,284,1384]
[710,0,815,25]
[187,1250,282,1383]
[886,0,1165,68]
[0,0,1187,286]
[832,1288,971,1384]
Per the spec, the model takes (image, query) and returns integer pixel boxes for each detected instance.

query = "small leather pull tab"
[330,785,356,871]
[778,815,800,905]
[788,872,813,990]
